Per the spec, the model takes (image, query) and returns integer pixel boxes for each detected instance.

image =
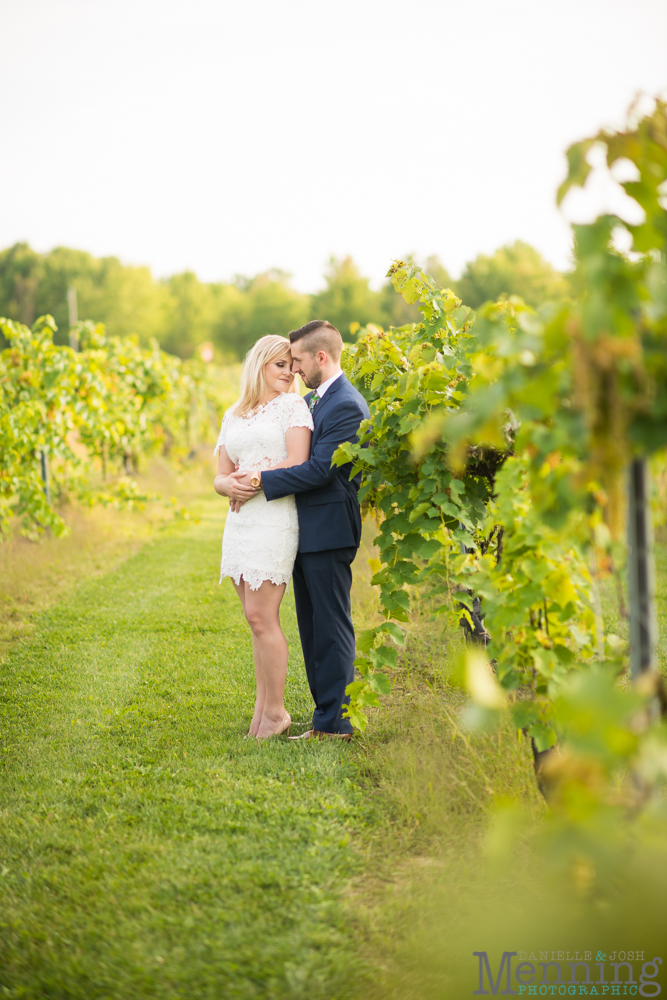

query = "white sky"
[1,0,666,292]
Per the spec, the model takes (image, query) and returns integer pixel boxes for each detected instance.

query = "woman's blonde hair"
[231,335,297,417]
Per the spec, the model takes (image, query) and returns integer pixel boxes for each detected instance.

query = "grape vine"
[336,99,667,760]
[0,316,224,538]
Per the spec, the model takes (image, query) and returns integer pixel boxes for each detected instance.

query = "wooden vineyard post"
[627,458,657,679]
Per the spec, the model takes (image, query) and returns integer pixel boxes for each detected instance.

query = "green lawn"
[0,496,368,1000]
[1,480,664,999]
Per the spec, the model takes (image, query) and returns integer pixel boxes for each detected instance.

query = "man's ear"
[317,351,327,366]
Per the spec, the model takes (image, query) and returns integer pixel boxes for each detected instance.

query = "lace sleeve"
[282,393,314,432]
[214,410,231,455]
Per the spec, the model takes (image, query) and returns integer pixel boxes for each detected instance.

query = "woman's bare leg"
[233,579,265,736]
[241,580,289,738]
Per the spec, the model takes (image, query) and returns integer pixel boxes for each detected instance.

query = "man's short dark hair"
[289,320,343,362]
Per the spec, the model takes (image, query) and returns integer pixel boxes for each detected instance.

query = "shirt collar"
[316,370,344,398]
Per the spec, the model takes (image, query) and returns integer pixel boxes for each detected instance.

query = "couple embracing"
[213,321,370,741]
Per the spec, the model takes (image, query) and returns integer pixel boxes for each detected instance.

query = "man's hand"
[228,471,260,512]
[214,470,257,503]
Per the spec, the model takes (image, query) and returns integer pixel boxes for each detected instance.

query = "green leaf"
[345,679,369,700]
[510,700,541,730]
[368,671,391,695]
[370,645,397,670]
[556,138,595,205]
[383,589,411,613]
[527,721,557,752]
[378,621,406,645]
[383,604,410,623]
[439,501,460,518]
[415,539,441,559]
[352,655,371,675]
[408,502,432,523]
[357,629,380,653]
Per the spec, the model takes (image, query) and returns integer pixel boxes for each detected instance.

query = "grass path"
[0,497,368,1000]
[1,473,664,1000]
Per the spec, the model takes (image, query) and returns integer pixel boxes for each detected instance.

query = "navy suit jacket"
[261,374,370,553]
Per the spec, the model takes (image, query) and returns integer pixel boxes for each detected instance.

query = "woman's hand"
[214,447,257,512]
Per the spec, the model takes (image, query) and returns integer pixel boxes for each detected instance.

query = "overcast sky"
[1,0,666,291]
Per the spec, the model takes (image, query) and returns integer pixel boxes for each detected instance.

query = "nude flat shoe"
[287,729,352,742]
[256,713,291,740]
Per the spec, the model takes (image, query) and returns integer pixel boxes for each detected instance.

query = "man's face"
[290,340,323,390]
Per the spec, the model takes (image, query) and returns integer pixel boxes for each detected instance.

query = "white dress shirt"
[316,369,344,398]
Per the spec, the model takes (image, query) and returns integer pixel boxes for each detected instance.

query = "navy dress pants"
[292,547,357,734]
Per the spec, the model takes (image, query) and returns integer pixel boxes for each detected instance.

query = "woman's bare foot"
[256,711,291,740]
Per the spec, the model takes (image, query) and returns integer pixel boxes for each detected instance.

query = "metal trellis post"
[627,457,657,679]
[40,449,50,505]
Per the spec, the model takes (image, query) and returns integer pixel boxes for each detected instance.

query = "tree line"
[0,241,569,360]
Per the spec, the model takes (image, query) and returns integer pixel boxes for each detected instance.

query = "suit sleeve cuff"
[261,469,279,501]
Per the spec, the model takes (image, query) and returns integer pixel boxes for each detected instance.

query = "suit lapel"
[313,373,347,421]
[305,390,325,429]
[313,390,332,419]
[306,373,348,434]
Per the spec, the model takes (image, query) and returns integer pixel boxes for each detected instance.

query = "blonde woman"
[214,335,314,739]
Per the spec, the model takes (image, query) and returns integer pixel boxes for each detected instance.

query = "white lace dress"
[214,392,314,590]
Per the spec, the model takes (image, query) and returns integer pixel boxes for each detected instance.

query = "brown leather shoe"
[287,729,353,742]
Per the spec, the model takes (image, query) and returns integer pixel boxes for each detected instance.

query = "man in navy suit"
[252,321,370,740]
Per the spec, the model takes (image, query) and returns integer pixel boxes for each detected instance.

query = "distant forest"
[0,241,570,360]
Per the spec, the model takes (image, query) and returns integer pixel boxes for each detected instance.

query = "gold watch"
[250,475,262,489]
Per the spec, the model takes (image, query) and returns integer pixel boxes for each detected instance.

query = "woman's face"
[264,355,294,395]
